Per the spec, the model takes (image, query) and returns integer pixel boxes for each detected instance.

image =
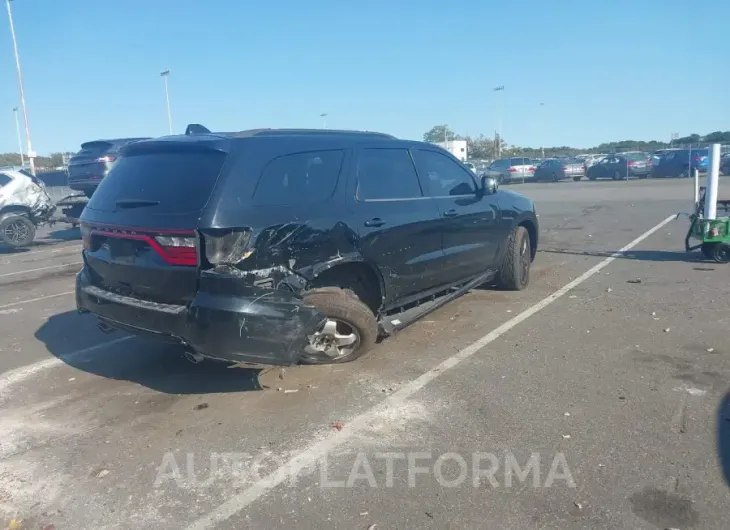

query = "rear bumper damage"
[76,267,326,366]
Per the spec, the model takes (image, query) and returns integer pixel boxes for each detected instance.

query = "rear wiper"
[115,199,160,209]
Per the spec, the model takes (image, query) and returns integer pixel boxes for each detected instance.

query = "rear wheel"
[300,287,378,364]
[497,226,531,291]
[573,176,582,181]
[711,243,730,264]
[0,215,36,248]
[552,172,559,182]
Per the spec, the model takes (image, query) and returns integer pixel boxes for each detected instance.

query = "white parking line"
[0,335,133,399]
[185,214,676,530]
[0,262,82,278]
[0,242,80,260]
[0,291,74,310]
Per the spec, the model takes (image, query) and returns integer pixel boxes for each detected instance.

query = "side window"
[356,148,422,200]
[253,150,343,206]
[0,173,12,187]
[413,150,476,197]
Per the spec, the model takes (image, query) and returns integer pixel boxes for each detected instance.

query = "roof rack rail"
[185,124,211,135]
[231,128,396,139]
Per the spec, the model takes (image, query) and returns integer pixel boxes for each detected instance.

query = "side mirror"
[481,175,498,195]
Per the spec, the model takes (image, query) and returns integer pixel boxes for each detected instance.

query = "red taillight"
[84,226,199,266]
[154,235,199,266]
[97,155,117,163]
[694,156,701,163]
[508,167,517,172]
[562,166,569,170]
[528,166,535,172]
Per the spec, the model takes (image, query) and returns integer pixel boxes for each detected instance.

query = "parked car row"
[476,147,725,184]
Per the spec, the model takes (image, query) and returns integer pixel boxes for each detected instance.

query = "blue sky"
[0,0,728,154]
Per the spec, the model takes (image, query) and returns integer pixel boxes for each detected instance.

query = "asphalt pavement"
[1,179,729,530]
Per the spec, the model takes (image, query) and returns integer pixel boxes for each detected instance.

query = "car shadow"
[35,311,266,395]
[718,390,730,486]
[47,227,81,241]
[539,248,708,264]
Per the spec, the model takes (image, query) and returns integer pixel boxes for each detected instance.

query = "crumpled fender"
[0,178,55,222]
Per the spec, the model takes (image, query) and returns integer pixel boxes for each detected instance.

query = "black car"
[721,153,730,176]
[587,152,651,180]
[68,137,150,197]
[76,126,539,367]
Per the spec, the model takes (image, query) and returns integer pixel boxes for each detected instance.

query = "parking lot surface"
[1,179,729,529]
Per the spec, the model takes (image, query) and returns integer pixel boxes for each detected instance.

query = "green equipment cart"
[684,185,730,263]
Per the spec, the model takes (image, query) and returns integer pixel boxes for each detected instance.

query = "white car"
[0,166,55,247]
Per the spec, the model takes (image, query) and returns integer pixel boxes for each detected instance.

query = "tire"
[497,226,531,291]
[299,287,378,364]
[552,172,559,182]
[701,243,715,260]
[0,215,36,248]
[573,176,582,181]
[711,243,730,264]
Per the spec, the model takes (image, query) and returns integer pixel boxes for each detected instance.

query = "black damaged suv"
[76,127,538,366]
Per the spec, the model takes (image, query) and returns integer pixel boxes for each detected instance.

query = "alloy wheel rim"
[306,318,361,359]
[4,220,29,244]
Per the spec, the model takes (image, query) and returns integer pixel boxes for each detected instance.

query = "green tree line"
[0,152,66,170]
[423,125,730,160]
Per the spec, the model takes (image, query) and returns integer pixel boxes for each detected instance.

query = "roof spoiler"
[185,124,211,135]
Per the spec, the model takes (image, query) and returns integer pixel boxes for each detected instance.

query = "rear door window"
[412,149,476,197]
[253,149,343,206]
[86,150,227,213]
[356,148,422,200]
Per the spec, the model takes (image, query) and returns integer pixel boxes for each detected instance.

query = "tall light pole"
[12,106,24,166]
[160,69,173,134]
[320,113,328,128]
[539,102,545,159]
[493,85,504,158]
[6,0,35,175]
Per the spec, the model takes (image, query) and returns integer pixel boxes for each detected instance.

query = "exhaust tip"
[184,350,205,364]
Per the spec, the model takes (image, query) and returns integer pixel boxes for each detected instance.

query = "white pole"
[704,143,721,220]
[161,70,172,134]
[693,168,700,210]
[12,106,24,166]
[6,0,35,176]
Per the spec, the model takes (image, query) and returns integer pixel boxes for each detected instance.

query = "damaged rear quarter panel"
[199,141,377,294]
[0,172,55,222]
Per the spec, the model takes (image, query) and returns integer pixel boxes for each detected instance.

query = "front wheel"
[0,215,36,248]
[299,287,378,364]
[497,226,531,291]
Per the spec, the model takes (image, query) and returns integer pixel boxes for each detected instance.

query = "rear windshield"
[510,158,529,165]
[624,153,648,161]
[86,150,226,213]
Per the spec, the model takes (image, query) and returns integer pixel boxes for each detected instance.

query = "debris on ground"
[194,402,209,410]
[606,288,612,293]
[284,389,299,394]
[564,412,571,417]
[707,348,715,353]
[332,421,345,431]
[367,525,378,530]
[562,434,571,439]
[42,524,56,530]
[663,328,671,333]
[627,279,642,284]
[95,468,110,478]
[279,368,286,380]
[573,501,583,510]
[360,512,369,516]
[5,519,23,530]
